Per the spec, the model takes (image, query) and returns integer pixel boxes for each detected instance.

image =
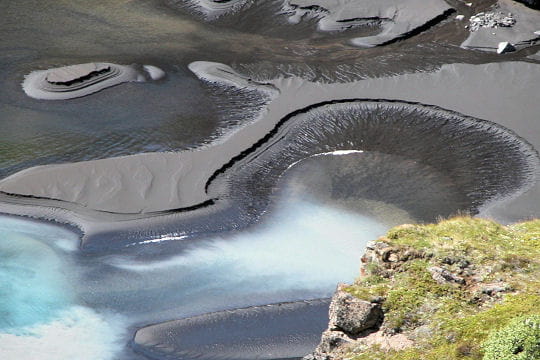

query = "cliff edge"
[305,217,540,360]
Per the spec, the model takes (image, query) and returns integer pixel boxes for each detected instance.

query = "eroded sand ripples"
[216,100,538,221]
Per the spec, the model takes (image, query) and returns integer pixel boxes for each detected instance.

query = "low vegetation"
[343,217,540,360]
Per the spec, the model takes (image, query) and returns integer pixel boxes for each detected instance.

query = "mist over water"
[112,197,388,292]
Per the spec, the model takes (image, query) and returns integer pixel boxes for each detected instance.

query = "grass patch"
[342,217,540,360]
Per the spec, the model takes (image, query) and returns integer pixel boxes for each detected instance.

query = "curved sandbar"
[1,101,535,218]
[132,299,330,360]
[212,100,539,222]
[2,62,277,214]
[22,62,165,100]
[0,61,539,252]
[284,0,453,47]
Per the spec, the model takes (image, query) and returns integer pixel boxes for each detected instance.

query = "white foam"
[127,234,188,246]
[0,216,79,252]
[112,199,387,291]
[315,150,364,156]
[286,150,363,171]
[0,306,126,360]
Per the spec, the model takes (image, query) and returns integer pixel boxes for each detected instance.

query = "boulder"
[428,266,466,284]
[329,285,383,335]
[303,285,383,360]
[497,41,516,54]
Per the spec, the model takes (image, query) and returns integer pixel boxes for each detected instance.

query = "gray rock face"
[480,282,511,295]
[428,266,466,285]
[303,330,353,360]
[468,11,516,32]
[329,286,383,335]
[304,285,382,360]
[497,41,516,53]
[317,330,354,354]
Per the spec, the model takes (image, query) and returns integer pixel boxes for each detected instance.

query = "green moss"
[382,260,457,331]
[343,217,540,360]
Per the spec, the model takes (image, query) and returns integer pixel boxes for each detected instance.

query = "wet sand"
[1,61,538,252]
[133,299,330,360]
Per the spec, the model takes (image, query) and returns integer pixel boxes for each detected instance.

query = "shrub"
[482,315,540,360]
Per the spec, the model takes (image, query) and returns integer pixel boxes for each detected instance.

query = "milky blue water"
[0,219,75,332]
[0,218,126,360]
[0,193,393,359]
[112,199,388,293]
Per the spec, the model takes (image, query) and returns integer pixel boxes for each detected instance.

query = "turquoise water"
[0,223,73,332]
[0,217,125,360]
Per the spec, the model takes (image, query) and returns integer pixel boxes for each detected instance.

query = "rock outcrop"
[304,218,540,359]
[303,285,383,360]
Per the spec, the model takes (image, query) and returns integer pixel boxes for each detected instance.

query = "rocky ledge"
[305,217,540,360]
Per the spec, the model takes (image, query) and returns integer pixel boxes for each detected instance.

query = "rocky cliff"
[304,217,540,360]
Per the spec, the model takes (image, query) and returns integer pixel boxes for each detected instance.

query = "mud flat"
[22,63,165,100]
[461,0,540,52]
[0,61,539,252]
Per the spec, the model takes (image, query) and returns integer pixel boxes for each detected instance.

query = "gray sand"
[528,49,540,60]
[1,63,275,213]
[0,60,539,245]
[285,0,453,47]
[133,299,330,360]
[461,0,540,52]
[3,2,540,360]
